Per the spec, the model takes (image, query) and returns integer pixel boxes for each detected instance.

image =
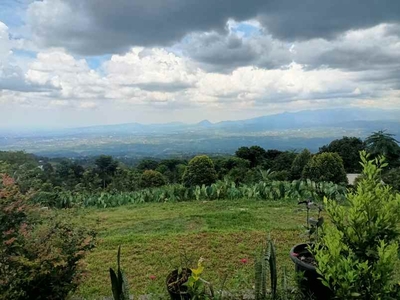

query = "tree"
[365,130,400,168]
[140,170,166,188]
[261,149,283,170]
[319,137,365,173]
[108,167,141,192]
[214,157,250,179]
[55,160,85,189]
[235,146,267,168]
[302,152,348,184]
[156,159,187,183]
[271,151,297,172]
[290,149,312,180]
[182,155,217,187]
[95,155,118,189]
[136,159,159,171]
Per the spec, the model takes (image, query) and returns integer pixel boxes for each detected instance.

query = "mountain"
[1,108,399,158]
[197,120,213,127]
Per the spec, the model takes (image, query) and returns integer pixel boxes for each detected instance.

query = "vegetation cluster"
[0,130,399,299]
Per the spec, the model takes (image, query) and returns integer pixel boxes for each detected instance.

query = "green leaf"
[109,268,120,300]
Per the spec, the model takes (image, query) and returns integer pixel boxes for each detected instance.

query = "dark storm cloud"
[180,32,291,72]
[258,0,400,41]
[28,0,266,55]
[299,47,400,72]
[28,0,400,56]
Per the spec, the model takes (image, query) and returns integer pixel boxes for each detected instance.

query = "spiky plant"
[109,246,130,300]
[255,237,277,300]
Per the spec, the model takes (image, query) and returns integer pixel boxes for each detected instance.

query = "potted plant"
[289,199,331,299]
[166,257,213,300]
[166,267,192,300]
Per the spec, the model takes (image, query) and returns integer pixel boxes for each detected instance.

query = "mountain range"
[1,108,399,158]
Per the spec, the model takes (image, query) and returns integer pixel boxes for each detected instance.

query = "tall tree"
[319,137,365,173]
[235,146,267,168]
[95,155,118,189]
[365,131,400,168]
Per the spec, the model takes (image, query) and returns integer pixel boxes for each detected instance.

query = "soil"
[297,250,318,267]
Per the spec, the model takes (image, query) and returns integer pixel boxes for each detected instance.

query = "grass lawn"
[69,199,306,299]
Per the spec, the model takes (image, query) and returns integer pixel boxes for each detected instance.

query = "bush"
[314,152,400,299]
[290,149,312,180]
[0,174,96,299]
[182,155,217,187]
[302,152,348,184]
[140,170,166,188]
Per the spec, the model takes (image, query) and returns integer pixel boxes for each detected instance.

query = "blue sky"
[0,0,400,129]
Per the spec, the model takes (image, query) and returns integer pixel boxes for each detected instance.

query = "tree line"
[0,130,399,196]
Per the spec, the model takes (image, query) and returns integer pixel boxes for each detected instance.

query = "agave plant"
[109,246,130,300]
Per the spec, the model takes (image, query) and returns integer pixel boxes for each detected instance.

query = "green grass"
[69,199,305,299]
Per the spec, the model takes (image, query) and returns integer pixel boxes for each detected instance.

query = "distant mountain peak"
[197,119,213,126]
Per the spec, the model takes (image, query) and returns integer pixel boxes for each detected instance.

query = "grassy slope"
[71,199,305,299]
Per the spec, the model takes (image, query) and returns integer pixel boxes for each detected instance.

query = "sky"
[1,0,400,129]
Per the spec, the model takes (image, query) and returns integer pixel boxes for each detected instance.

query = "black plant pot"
[166,268,192,300]
[290,243,332,300]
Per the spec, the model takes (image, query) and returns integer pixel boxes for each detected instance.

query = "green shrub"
[0,174,96,300]
[302,152,348,184]
[140,170,166,188]
[182,155,217,187]
[314,152,400,299]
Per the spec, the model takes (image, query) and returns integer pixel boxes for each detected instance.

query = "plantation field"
[69,199,306,299]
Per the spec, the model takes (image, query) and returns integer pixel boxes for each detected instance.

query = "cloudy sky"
[1,0,400,129]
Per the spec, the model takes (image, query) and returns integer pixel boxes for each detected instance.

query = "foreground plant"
[254,238,277,300]
[186,257,213,300]
[0,174,96,300]
[109,246,130,300]
[314,151,400,299]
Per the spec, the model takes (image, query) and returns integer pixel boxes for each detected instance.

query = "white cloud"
[26,51,106,99]
[1,19,400,127]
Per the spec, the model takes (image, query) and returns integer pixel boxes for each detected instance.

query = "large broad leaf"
[268,239,277,299]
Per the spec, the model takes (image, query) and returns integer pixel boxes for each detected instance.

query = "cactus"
[254,237,277,300]
[109,246,130,300]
